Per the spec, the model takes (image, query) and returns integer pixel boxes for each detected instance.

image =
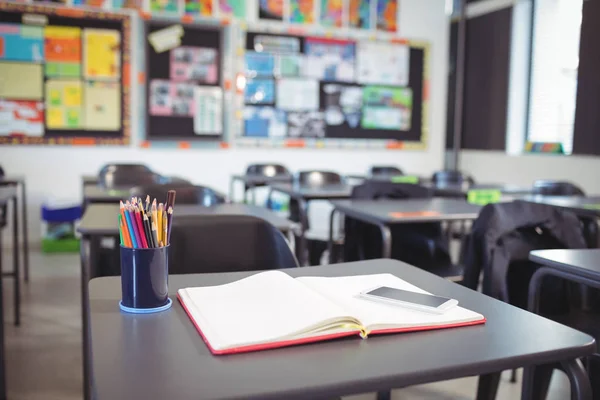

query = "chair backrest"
[297,170,343,186]
[431,170,474,185]
[352,181,432,200]
[369,166,403,177]
[98,163,152,176]
[245,164,290,177]
[130,184,225,206]
[531,180,585,196]
[168,214,298,274]
[99,165,158,188]
[0,165,4,178]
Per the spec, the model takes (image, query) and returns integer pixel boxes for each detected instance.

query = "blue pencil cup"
[119,245,172,313]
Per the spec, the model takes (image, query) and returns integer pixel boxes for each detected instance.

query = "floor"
[2,251,573,400]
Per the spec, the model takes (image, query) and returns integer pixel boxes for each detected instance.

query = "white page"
[179,271,355,351]
[276,79,319,111]
[297,274,484,331]
[356,42,409,86]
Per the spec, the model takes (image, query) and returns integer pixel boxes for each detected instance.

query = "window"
[527,0,583,154]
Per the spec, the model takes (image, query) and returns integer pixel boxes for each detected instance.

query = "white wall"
[460,150,600,193]
[0,0,450,246]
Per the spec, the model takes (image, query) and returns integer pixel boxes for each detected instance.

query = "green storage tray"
[41,238,80,253]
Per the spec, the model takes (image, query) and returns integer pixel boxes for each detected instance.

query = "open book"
[177,272,485,355]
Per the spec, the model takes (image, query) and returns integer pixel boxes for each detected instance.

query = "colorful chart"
[185,0,213,16]
[290,0,315,23]
[245,52,275,77]
[0,100,44,136]
[376,0,397,32]
[44,26,82,77]
[304,37,355,82]
[218,0,245,18]
[83,29,120,80]
[84,81,121,130]
[0,62,43,100]
[45,80,84,129]
[149,0,179,12]
[362,86,412,130]
[170,46,218,83]
[349,0,371,29]
[320,0,343,27]
[245,79,275,104]
[258,0,283,21]
[244,106,287,138]
[0,23,44,62]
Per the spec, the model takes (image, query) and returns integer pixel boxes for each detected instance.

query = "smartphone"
[358,286,458,314]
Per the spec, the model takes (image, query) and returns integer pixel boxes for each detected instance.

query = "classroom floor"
[2,251,573,400]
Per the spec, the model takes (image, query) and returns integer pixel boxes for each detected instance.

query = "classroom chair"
[369,166,403,177]
[296,170,343,186]
[168,214,298,274]
[244,163,291,204]
[130,184,225,206]
[0,165,5,229]
[430,170,474,186]
[99,164,158,189]
[343,181,462,279]
[462,201,588,396]
[531,180,586,196]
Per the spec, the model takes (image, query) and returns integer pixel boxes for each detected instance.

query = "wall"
[0,0,450,246]
[460,150,600,193]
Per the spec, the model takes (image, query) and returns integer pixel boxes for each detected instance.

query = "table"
[89,259,596,400]
[427,182,533,198]
[83,186,130,207]
[77,202,298,400]
[523,195,600,218]
[0,177,29,282]
[328,198,482,261]
[229,174,293,204]
[268,183,353,265]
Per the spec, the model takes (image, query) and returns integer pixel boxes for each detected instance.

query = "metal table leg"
[297,198,309,266]
[0,231,6,400]
[80,236,92,400]
[379,223,392,259]
[20,181,29,282]
[228,177,235,203]
[476,372,501,400]
[328,208,338,264]
[11,196,19,326]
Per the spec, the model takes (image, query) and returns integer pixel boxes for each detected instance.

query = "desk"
[0,177,29,282]
[82,175,99,187]
[89,259,595,400]
[427,183,533,198]
[77,202,298,399]
[523,195,600,218]
[329,198,481,261]
[229,174,293,204]
[268,183,353,265]
[530,249,600,281]
[83,186,130,207]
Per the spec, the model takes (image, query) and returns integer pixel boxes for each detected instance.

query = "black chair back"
[168,215,298,274]
[532,180,585,196]
[246,164,290,177]
[130,184,225,206]
[297,170,343,186]
[431,170,474,185]
[369,166,403,177]
[353,181,432,200]
[99,164,158,188]
[0,165,5,228]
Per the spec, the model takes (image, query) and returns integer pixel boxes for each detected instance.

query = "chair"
[343,181,462,279]
[297,170,343,186]
[532,180,586,196]
[0,165,6,229]
[369,166,403,177]
[98,164,158,188]
[431,170,474,186]
[243,164,291,204]
[168,214,298,274]
[130,184,225,206]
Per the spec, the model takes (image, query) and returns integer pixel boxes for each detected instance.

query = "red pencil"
[134,209,148,248]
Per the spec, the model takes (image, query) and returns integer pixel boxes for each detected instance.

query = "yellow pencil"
[162,210,168,245]
[157,203,164,244]
[151,200,158,243]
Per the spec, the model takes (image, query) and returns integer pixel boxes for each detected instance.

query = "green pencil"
[118,214,124,246]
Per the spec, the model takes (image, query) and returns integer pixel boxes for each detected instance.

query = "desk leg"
[328,208,338,264]
[476,372,501,400]
[80,237,91,400]
[376,390,391,400]
[229,178,234,202]
[379,224,392,259]
[20,182,29,283]
[11,197,19,327]
[298,199,309,266]
[0,233,6,400]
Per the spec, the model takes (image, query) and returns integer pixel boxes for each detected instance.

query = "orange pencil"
[119,201,132,247]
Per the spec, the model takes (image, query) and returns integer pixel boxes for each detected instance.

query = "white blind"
[527,0,582,154]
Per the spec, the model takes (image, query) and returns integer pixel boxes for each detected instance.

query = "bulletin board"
[143,19,226,145]
[235,28,429,150]
[0,3,131,145]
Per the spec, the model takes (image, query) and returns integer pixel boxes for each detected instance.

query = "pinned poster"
[84,81,121,130]
[245,52,275,77]
[83,29,121,80]
[361,86,412,130]
[356,41,409,86]
[276,78,319,111]
[258,0,283,21]
[275,54,303,77]
[304,37,355,82]
[149,80,195,116]
[171,46,218,83]
[45,80,84,129]
[0,62,43,100]
[184,0,213,16]
[148,25,183,53]
[148,0,180,13]
[290,0,315,23]
[253,35,300,53]
[218,0,245,18]
[0,23,44,62]
[244,106,287,138]
[194,86,222,135]
[349,0,371,29]
[44,26,82,78]
[376,0,397,32]
[322,83,363,128]
[287,111,325,138]
[0,100,44,136]
[320,0,343,27]
[245,79,275,104]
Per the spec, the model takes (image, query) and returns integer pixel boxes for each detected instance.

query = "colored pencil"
[124,205,139,248]
[143,214,154,248]
[167,206,174,243]
[151,200,158,242]
[162,210,168,245]
[145,195,151,214]
[157,203,164,244]
[119,201,132,248]
[128,207,142,249]
[134,209,148,248]
[151,220,159,248]
[118,214,124,246]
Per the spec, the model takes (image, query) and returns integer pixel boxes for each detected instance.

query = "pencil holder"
[119,245,172,313]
